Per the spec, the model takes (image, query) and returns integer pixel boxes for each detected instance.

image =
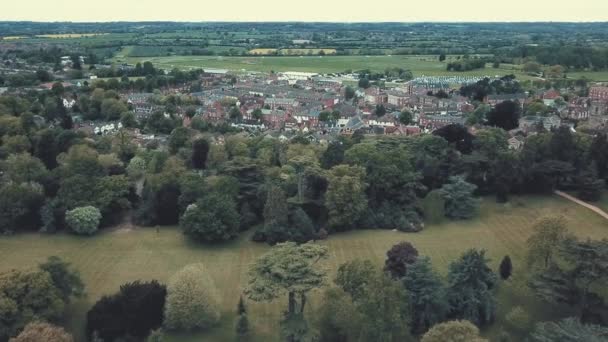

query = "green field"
[114,54,535,79]
[0,195,607,341]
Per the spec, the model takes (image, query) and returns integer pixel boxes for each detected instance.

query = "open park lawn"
[0,194,607,341]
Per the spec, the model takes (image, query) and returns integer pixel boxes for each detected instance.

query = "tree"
[100,98,128,121]
[120,111,137,128]
[575,169,604,202]
[439,176,480,219]
[87,280,167,341]
[127,156,147,179]
[164,264,221,331]
[9,322,73,342]
[528,237,608,320]
[358,78,370,89]
[384,241,419,279]
[421,320,487,342]
[52,82,65,96]
[0,181,44,234]
[356,272,409,342]
[446,249,497,326]
[499,255,512,280]
[320,140,348,170]
[319,111,331,123]
[316,288,361,342]
[38,256,84,303]
[399,110,413,125]
[433,124,474,154]
[530,317,608,342]
[467,104,489,125]
[168,127,190,154]
[523,61,542,74]
[375,104,386,117]
[229,106,242,121]
[344,86,355,100]
[65,206,102,236]
[235,313,250,339]
[403,257,448,334]
[335,259,377,300]
[486,100,521,131]
[0,270,65,340]
[333,260,408,341]
[526,216,569,269]
[325,165,367,231]
[246,242,328,340]
[263,185,288,227]
[191,138,210,170]
[252,108,263,121]
[180,193,240,243]
[2,153,48,184]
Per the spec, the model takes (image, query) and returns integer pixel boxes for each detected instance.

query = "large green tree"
[245,242,328,341]
[446,249,497,327]
[439,176,480,219]
[530,317,608,342]
[526,216,570,269]
[528,237,608,320]
[0,270,65,340]
[325,165,367,230]
[403,256,448,335]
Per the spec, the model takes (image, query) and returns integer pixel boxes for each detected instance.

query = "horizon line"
[2,20,608,24]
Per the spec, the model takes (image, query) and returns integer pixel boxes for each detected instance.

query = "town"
[4,55,606,152]
[1,20,608,342]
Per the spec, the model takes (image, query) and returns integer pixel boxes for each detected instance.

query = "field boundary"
[554,191,608,220]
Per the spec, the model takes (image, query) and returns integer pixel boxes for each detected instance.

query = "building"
[589,86,608,100]
[508,136,524,150]
[387,90,410,107]
[419,114,466,129]
[519,116,562,132]
[486,94,527,108]
[265,98,298,110]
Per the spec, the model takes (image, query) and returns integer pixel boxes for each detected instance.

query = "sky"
[2,0,607,22]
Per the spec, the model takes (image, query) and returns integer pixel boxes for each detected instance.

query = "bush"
[361,203,423,232]
[65,206,101,235]
[164,264,221,331]
[180,193,240,243]
[9,322,73,342]
[421,320,487,342]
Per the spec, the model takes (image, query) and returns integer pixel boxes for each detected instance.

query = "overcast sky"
[2,0,607,22]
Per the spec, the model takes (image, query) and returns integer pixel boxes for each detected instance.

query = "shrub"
[65,206,101,235]
[180,193,240,243]
[164,264,221,331]
[9,322,73,342]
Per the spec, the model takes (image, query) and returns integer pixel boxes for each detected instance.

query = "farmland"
[115,54,536,79]
[0,195,606,341]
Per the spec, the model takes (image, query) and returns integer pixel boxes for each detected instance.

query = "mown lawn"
[0,194,606,341]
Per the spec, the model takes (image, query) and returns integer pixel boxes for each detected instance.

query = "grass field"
[114,54,536,80]
[0,194,607,341]
[35,33,109,39]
